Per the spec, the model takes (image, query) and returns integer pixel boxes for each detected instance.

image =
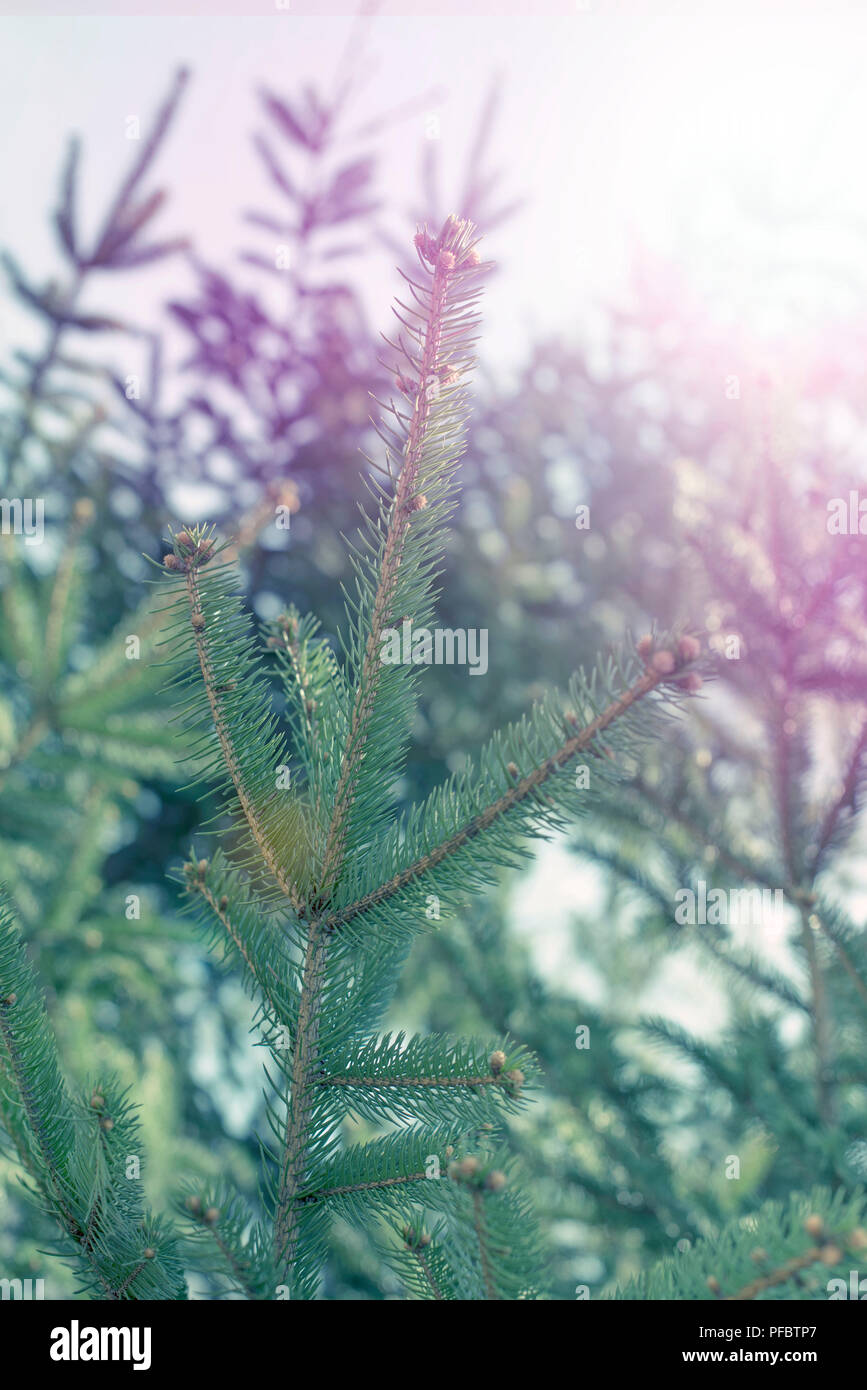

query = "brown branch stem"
[274,925,329,1274]
[314,253,453,905]
[725,1245,827,1301]
[472,1191,498,1300]
[297,1170,427,1207]
[184,566,305,914]
[318,1072,503,1089]
[413,1247,445,1300]
[315,668,663,934]
[195,878,285,1024]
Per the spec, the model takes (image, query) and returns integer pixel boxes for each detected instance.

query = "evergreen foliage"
[0,896,185,1299]
[3,52,864,1305]
[0,215,703,1298]
[615,1189,867,1302]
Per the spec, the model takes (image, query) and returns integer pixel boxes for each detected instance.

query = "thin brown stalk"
[315,667,663,934]
[0,1003,119,1298]
[114,1260,149,1300]
[42,505,91,689]
[184,565,305,914]
[274,925,328,1272]
[811,714,867,873]
[195,878,284,1021]
[297,1170,427,1206]
[725,1245,826,1301]
[472,1191,498,1300]
[798,904,834,1124]
[318,1072,503,1089]
[314,250,455,906]
[412,1247,445,1300]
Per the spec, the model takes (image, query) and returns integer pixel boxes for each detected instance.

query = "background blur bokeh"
[2,1,867,1299]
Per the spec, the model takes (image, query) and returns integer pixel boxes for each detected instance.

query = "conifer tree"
[0,215,704,1298]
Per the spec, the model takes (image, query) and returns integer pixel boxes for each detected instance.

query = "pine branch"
[409,1242,446,1300]
[273,924,328,1276]
[393,1221,456,1300]
[183,553,307,913]
[811,713,867,872]
[2,68,189,487]
[798,901,834,1126]
[315,1034,533,1128]
[179,1184,275,1300]
[316,662,670,938]
[40,500,93,691]
[314,218,486,907]
[265,606,347,837]
[0,894,186,1298]
[151,221,701,1300]
[183,851,297,1030]
[615,1189,867,1301]
[297,1170,427,1206]
[471,1189,498,1299]
[724,1245,833,1301]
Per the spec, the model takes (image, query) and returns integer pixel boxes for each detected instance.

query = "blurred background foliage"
[2,36,866,1301]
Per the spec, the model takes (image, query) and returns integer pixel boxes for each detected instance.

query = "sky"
[4,5,867,378]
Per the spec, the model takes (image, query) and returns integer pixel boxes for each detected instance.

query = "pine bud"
[191,610,206,631]
[804,1214,824,1240]
[90,1092,105,1110]
[564,709,579,727]
[410,494,428,511]
[485,1170,507,1193]
[848,1227,867,1251]
[651,650,676,675]
[461,249,481,268]
[706,1275,721,1295]
[751,1247,767,1264]
[219,896,228,911]
[197,859,209,877]
[489,1049,506,1075]
[402,1224,432,1249]
[506,762,520,778]
[820,1243,842,1266]
[100,1117,114,1132]
[458,1157,480,1178]
[1,993,16,1007]
[438,249,456,271]
[677,673,704,694]
[636,634,654,661]
[143,1247,156,1259]
[186,1195,202,1215]
[677,635,701,663]
[164,553,181,570]
[73,498,95,523]
[204,1206,220,1225]
[176,530,193,549]
[414,229,434,262]
[505,1068,525,1096]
